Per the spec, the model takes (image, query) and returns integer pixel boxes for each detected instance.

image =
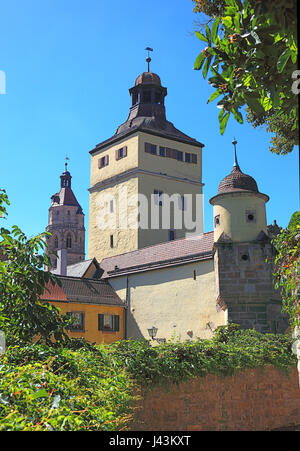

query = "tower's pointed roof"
[50,162,84,214]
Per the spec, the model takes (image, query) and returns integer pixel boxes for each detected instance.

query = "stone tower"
[210,141,288,333]
[46,162,85,268]
[88,57,205,261]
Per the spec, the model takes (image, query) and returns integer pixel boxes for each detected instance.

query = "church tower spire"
[46,161,85,270]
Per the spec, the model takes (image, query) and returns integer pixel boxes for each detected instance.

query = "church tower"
[210,141,287,333]
[88,54,205,261]
[46,161,85,268]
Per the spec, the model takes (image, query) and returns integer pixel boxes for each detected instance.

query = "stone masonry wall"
[214,242,288,333]
[130,366,300,431]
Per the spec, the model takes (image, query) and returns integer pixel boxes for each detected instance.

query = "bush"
[0,341,136,431]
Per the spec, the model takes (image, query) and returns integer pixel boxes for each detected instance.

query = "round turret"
[209,142,269,243]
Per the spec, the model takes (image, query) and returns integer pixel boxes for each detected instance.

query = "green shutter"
[98,314,104,331]
[114,315,120,332]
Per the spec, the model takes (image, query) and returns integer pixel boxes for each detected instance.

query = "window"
[154,189,163,206]
[166,148,178,159]
[143,90,151,103]
[145,143,157,155]
[54,236,58,249]
[115,146,127,160]
[67,210,70,215]
[98,155,109,169]
[177,151,183,162]
[246,210,256,223]
[110,234,114,248]
[168,230,175,241]
[66,234,72,249]
[159,146,166,157]
[179,195,186,211]
[185,153,191,163]
[98,314,120,332]
[67,312,85,331]
[110,200,114,213]
[191,153,197,164]
[214,215,220,227]
[155,91,162,104]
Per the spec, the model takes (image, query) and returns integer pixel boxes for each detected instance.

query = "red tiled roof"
[41,276,124,306]
[100,232,214,277]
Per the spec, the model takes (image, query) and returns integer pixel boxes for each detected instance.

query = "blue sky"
[0,0,299,254]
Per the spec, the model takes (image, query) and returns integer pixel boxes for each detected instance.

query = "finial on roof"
[145,47,153,72]
[65,155,70,172]
[232,138,239,168]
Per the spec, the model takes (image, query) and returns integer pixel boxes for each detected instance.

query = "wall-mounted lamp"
[147,325,158,341]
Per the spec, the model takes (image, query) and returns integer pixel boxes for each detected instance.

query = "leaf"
[207,89,222,104]
[222,16,233,28]
[244,94,265,116]
[194,53,205,70]
[277,49,291,73]
[203,56,211,79]
[212,18,220,44]
[31,389,49,400]
[232,108,243,124]
[220,112,230,135]
[195,31,208,43]
[205,25,212,45]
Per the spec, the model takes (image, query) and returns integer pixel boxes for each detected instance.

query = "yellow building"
[41,261,124,344]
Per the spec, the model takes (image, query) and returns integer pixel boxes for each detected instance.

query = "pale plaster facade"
[108,258,226,341]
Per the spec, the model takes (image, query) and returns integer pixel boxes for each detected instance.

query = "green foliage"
[111,326,297,386]
[0,341,136,431]
[272,212,300,327]
[193,0,298,153]
[0,190,69,345]
[0,326,297,430]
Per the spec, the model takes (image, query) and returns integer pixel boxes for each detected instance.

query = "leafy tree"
[272,212,300,328]
[0,189,69,346]
[192,0,298,154]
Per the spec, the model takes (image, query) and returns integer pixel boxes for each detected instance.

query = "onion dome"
[218,165,259,194]
[135,72,161,86]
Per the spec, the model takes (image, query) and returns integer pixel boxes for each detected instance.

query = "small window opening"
[241,254,249,261]
[110,234,114,248]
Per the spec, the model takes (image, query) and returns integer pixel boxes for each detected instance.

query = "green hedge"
[0,326,297,431]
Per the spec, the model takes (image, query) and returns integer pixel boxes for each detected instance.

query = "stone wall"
[130,366,300,431]
[214,241,288,333]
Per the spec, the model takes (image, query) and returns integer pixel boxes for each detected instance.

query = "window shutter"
[105,155,109,166]
[98,158,102,169]
[145,143,151,153]
[166,147,172,158]
[114,315,120,332]
[123,146,127,157]
[98,314,104,331]
[191,154,197,164]
[115,149,119,160]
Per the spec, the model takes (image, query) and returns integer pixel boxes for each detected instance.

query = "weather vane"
[145,47,153,72]
[65,155,70,172]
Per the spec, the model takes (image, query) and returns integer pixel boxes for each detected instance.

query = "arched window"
[66,234,72,249]
[54,236,58,249]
